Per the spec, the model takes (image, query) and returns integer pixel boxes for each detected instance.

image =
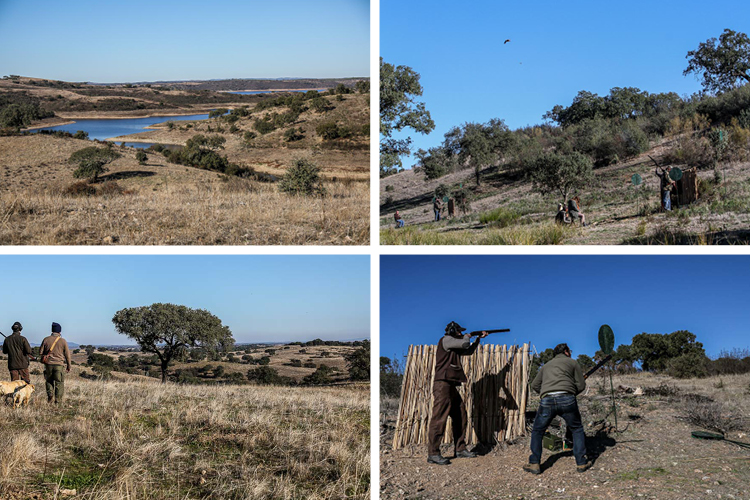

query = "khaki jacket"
[40,333,71,368]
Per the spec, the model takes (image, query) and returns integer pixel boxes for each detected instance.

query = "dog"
[0,380,28,396]
[12,383,34,408]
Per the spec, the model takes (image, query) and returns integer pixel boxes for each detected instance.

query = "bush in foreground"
[279,158,325,196]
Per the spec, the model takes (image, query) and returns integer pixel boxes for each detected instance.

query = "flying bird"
[504,39,511,44]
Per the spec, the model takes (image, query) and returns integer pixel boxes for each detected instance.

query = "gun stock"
[584,354,613,379]
[468,329,510,336]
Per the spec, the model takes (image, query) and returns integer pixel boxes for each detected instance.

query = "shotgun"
[468,329,510,336]
[584,354,613,379]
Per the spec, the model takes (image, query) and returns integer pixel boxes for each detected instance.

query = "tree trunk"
[161,360,169,383]
[475,166,481,186]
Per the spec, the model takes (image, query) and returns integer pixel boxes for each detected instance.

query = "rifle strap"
[43,336,61,363]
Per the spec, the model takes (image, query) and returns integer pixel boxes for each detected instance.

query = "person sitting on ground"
[2,322,33,383]
[567,196,587,226]
[394,211,404,228]
[655,167,674,211]
[524,343,591,475]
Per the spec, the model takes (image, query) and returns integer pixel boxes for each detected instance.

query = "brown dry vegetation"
[1,81,369,245]
[77,344,357,382]
[381,372,750,499]
[0,365,369,500]
[380,139,750,245]
[0,137,368,245]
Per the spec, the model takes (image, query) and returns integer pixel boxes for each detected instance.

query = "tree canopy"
[380,58,435,177]
[684,29,750,94]
[528,152,594,202]
[112,303,234,382]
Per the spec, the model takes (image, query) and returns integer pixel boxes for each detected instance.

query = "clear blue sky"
[0,255,370,345]
[0,0,369,82]
[381,0,750,167]
[381,256,750,362]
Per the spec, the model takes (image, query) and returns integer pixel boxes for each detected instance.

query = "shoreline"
[22,109,218,132]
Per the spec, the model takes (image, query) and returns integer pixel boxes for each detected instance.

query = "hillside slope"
[381,138,750,245]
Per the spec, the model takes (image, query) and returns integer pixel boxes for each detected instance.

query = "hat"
[445,321,466,335]
[51,322,62,333]
[11,322,22,332]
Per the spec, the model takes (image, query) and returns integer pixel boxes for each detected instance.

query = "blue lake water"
[33,113,210,147]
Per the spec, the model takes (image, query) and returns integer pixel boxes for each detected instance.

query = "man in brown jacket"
[40,322,71,404]
[427,321,487,465]
[2,322,33,383]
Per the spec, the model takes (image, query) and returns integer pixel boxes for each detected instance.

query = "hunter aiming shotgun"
[584,354,613,379]
[469,329,510,336]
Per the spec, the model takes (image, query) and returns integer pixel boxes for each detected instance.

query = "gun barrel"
[584,354,613,379]
[469,328,510,336]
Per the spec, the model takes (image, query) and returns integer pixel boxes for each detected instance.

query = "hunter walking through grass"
[3,322,33,383]
[40,322,71,404]
[427,321,487,465]
[524,343,591,475]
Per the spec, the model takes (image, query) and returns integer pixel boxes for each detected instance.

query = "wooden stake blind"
[392,343,530,450]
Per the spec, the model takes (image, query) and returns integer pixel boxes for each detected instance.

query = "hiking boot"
[427,455,450,465]
[455,449,477,458]
[576,461,592,473]
[523,463,541,475]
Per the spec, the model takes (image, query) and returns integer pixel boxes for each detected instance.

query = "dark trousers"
[10,368,30,383]
[427,380,468,456]
[529,394,587,466]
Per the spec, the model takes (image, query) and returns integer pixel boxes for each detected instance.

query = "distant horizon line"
[5,75,370,85]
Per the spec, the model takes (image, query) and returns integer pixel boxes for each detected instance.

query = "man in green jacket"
[524,343,591,474]
[40,322,71,404]
[2,322,33,383]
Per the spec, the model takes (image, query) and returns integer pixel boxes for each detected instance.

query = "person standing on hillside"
[524,343,591,475]
[40,322,71,404]
[655,167,674,211]
[427,321,487,465]
[2,322,33,383]
[433,197,443,222]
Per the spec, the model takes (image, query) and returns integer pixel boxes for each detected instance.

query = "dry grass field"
[0,365,369,500]
[1,79,369,245]
[381,372,750,499]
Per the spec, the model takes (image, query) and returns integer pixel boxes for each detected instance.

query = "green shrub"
[69,146,121,182]
[73,130,88,140]
[667,352,709,378]
[135,150,147,165]
[284,127,304,142]
[279,159,325,196]
[479,207,520,227]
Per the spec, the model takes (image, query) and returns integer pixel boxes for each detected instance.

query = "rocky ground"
[380,373,750,499]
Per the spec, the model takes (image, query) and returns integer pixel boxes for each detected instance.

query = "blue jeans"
[529,394,587,466]
[434,210,441,221]
[396,219,404,228]
[663,190,671,211]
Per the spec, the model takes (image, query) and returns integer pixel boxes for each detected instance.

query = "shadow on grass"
[98,171,156,182]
